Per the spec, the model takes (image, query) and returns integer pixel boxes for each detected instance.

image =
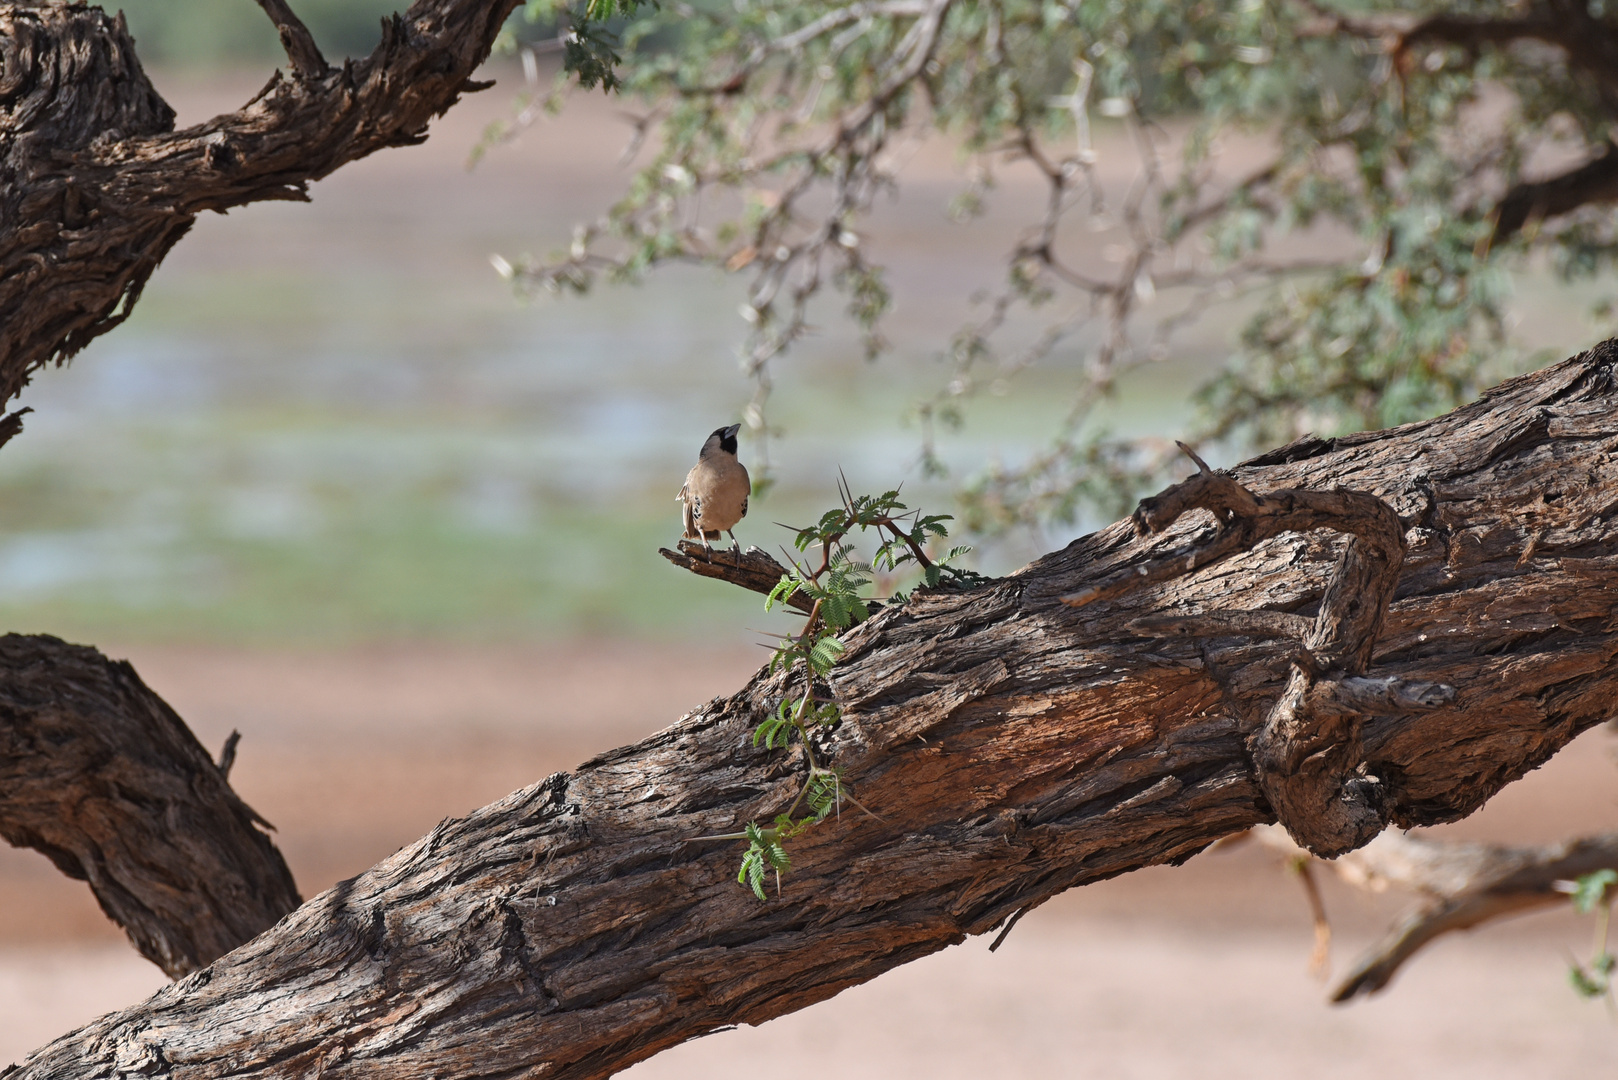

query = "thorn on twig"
[1175,439,1213,474]
[0,407,31,452]
[989,905,1031,952]
[217,729,242,780]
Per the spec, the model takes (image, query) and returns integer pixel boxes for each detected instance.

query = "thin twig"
[216,730,242,781]
[252,0,328,78]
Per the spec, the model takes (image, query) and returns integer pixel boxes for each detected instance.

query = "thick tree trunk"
[0,0,519,404]
[8,344,1618,1078]
[0,634,300,979]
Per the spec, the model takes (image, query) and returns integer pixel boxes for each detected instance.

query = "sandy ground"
[2,643,1614,1075]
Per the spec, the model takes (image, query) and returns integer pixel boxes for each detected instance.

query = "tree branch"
[1096,447,1426,855]
[0,634,299,980]
[0,406,30,451]
[1398,12,1573,59]
[1330,831,1618,1001]
[1295,2,1618,238]
[1408,2,1618,232]
[1254,824,1618,1001]
[1492,141,1618,244]
[658,540,815,612]
[12,342,1618,1077]
[253,0,329,79]
[0,0,519,405]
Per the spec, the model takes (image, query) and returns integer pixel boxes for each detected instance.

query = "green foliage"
[1566,869,1616,1003]
[1568,952,1615,1001]
[737,818,792,900]
[1571,869,1617,915]
[523,0,656,92]
[803,769,843,822]
[504,0,1617,533]
[732,481,981,899]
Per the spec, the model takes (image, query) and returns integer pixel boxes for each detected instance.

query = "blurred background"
[1,3,1615,1076]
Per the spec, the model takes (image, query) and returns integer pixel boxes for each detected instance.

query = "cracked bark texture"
[10,343,1618,1078]
[0,0,519,403]
[0,634,300,979]
[1103,463,1447,856]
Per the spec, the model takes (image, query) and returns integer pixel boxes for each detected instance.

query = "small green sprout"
[729,477,983,899]
[1566,869,1616,1003]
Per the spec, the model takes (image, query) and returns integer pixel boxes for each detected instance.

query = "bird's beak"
[724,423,742,439]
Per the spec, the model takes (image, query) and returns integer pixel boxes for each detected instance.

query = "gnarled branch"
[252,0,329,78]
[0,0,520,404]
[1077,446,1439,855]
[0,634,299,979]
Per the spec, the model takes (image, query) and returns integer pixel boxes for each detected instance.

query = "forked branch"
[0,0,520,404]
[1330,831,1618,1001]
[1253,825,1618,1002]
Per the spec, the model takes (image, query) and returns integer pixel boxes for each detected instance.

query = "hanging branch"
[0,633,299,979]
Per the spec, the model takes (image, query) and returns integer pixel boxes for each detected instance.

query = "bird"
[678,423,750,556]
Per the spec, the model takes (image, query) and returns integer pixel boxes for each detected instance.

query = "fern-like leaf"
[808,635,844,675]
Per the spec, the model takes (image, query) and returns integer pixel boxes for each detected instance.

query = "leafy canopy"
[502,0,1616,529]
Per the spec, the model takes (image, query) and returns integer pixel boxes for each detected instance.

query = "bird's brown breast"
[681,456,750,535]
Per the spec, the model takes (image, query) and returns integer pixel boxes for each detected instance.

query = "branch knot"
[1106,445,1454,857]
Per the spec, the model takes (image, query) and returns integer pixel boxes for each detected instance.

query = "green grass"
[0,407,796,644]
[0,510,768,645]
[119,1,435,68]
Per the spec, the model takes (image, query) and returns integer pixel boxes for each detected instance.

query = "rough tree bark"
[0,0,520,405]
[7,343,1618,1078]
[0,634,300,979]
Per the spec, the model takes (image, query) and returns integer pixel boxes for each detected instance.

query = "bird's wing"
[678,463,701,502]
[682,494,698,538]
